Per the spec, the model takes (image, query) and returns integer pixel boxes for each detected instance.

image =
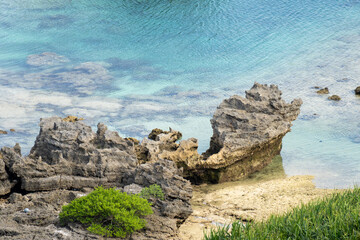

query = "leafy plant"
[139,184,165,200]
[204,187,360,240]
[59,186,153,238]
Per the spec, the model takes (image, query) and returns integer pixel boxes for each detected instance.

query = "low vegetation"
[59,186,153,238]
[204,187,360,239]
[140,184,165,200]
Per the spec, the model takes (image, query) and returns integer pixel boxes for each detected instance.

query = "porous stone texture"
[0,117,137,192]
[126,159,193,240]
[0,117,193,239]
[136,128,202,176]
[197,83,302,183]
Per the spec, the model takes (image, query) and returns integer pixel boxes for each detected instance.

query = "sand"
[179,157,338,240]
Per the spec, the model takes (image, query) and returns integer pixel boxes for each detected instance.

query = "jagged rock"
[196,83,302,183]
[0,130,7,134]
[0,118,193,239]
[328,95,341,101]
[125,159,193,239]
[355,86,360,95]
[1,117,137,192]
[0,190,99,240]
[137,129,202,175]
[316,87,329,94]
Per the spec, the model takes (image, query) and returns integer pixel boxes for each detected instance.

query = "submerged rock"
[195,83,302,183]
[26,52,69,67]
[316,87,329,94]
[328,95,341,101]
[355,86,360,95]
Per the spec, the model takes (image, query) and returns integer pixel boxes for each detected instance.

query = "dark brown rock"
[355,86,360,95]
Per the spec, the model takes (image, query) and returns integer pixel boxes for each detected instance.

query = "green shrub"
[204,187,360,240]
[139,184,165,200]
[59,186,153,238]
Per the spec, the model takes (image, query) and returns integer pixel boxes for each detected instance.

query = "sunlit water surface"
[1,0,360,188]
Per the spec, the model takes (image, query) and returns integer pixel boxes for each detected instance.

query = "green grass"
[204,187,360,240]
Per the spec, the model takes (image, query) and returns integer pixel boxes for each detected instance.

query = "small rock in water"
[10,129,15,132]
[355,86,360,95]
[328,95,341,101]
[0,130,7,134]
[316,87,329,94]
[24,208,30,213]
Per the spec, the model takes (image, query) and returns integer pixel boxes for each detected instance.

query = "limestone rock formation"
[0,117,193,239]
[197,83,302,183]
[125,159,193,239]
[136,128,202,176]
[1,116,137,192]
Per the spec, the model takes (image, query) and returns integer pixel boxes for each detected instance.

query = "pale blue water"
[0,0,360,188]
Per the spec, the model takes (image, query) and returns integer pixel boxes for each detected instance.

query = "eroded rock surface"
[136,128,202,177]
[197,83,302,183]
[0,117,137,192]
[0,117,193,239]
[126,159,193,239]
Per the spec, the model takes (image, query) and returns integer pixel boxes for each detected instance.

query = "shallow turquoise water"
[0,0,360,188]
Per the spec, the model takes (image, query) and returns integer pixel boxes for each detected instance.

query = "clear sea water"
[0,0,359,188]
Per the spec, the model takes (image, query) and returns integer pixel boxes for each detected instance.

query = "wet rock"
[316,87,329,94]
[197,83,302,183]
[355,86,360,95]
[26,52,69,67]
[328,95,341,101]
[10,129,15,132]
[0,130,8,134]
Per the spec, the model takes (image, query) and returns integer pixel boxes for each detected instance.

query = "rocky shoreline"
[0,83,303,239]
